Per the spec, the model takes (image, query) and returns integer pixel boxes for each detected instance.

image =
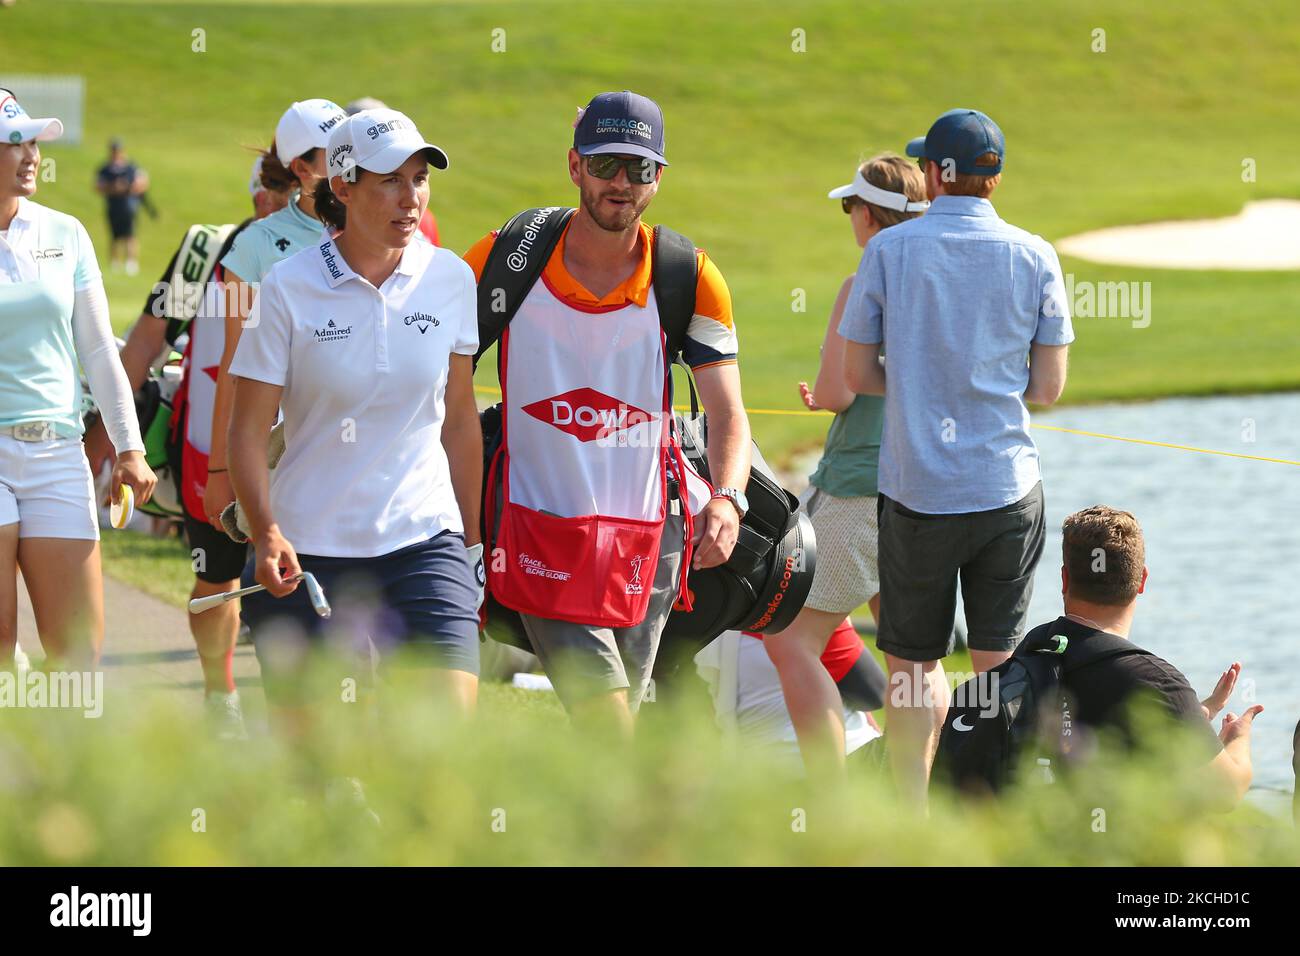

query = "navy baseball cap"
[905,109,1005,176]
[573,90,668,167]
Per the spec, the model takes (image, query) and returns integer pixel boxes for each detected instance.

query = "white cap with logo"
[274,99,347,164]
[325,108,449,181]
[0,89,64,145]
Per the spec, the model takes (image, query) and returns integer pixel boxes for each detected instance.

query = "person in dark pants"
[95,138,148,276]
[840,109,1074,806]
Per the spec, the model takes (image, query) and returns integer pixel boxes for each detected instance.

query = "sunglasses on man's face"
[585,153,660,185]
[841,197,863,215]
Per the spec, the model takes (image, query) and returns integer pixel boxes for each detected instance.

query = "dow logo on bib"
[522,388,652,443]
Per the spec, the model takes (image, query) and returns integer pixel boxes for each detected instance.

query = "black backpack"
[933,620,1152,795]
[473,207,814,653]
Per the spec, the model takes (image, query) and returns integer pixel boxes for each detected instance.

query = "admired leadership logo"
[521,388,652,443]
[403,311,440,334]
[314,318,352,342]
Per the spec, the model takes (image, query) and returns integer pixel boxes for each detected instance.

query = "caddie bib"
[487,277,710,628]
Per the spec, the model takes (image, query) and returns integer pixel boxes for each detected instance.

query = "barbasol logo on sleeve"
[594,117,653,141]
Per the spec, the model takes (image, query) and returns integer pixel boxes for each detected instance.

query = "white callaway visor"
[827,170,930,212]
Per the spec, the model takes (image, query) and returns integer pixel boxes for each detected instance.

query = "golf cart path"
[15,572,261,707]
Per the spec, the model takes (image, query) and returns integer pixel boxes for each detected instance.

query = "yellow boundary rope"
[472,386,1300,468]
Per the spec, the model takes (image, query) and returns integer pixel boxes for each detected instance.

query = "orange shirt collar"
[542,219,654,309]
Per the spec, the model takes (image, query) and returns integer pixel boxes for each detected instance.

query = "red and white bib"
[487,277,710,628]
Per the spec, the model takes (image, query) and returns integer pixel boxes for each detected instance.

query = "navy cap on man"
[905,108,1005,176]
[573,90,669,167]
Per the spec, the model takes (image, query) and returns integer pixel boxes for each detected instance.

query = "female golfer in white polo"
[228,108,483,716]
[0,90,156,667]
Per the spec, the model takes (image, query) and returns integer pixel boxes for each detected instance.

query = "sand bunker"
[1057,199,1300,270]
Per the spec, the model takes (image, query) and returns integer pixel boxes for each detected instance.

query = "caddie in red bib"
[465,91,753,729]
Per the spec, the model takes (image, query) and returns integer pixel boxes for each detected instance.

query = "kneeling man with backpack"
[463,91,752,735]
[936,505,1261,807]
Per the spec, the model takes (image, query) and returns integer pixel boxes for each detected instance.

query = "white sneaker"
[204,690,248,740]
[125,260,139,276]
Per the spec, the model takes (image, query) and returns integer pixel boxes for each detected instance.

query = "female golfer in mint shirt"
[0,89,156,667]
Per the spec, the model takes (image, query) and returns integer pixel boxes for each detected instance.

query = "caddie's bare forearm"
[227,376,283,542]
[441,354,483,548]
[119,312,168,391]
[694,363,751,490]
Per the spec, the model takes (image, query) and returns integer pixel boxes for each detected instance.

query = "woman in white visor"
[0,89,156,668]
[766,153,929,777]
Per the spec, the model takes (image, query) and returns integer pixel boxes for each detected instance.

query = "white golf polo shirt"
[229,235,478,558]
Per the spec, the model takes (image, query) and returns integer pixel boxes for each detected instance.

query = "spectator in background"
[1047,506,1260,809]
[840,109,1073,806]
[95,138,149,275]
[763,153,928,778]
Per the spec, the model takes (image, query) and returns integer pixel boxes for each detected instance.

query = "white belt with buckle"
[4,421,61,442]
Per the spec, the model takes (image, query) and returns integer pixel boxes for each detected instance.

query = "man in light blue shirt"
[839,108,1073,803]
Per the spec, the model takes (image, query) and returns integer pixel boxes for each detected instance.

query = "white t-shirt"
[229,234,478,557]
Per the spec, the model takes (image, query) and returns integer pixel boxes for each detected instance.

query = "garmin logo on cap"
[366,118,414,140]
[505,207,562,273]
[595,117,653,140]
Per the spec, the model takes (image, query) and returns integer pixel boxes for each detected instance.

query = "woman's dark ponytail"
[313,177,347,232]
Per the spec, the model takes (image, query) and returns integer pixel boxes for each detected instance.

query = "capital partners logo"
[1,669,103,718]
[50,886,151,936]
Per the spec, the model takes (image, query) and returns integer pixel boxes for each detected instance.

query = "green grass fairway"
[6,0,1300,463]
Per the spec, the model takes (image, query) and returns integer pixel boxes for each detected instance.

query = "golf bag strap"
[652,224,697,366]
[473,206,576,370]
[163,222,240,346]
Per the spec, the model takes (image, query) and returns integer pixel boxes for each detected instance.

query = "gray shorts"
[520,511,684,711]
[876,482,1045,662]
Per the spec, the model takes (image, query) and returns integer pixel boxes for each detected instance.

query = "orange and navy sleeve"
[461,231,499,284]
[684,250,738,370]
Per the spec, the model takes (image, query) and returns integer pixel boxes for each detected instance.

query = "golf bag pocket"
[489,482,665,629]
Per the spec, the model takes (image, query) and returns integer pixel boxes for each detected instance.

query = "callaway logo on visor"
[522,387,652,443]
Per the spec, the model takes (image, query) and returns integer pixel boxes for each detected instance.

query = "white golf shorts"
[0,434,98,540]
